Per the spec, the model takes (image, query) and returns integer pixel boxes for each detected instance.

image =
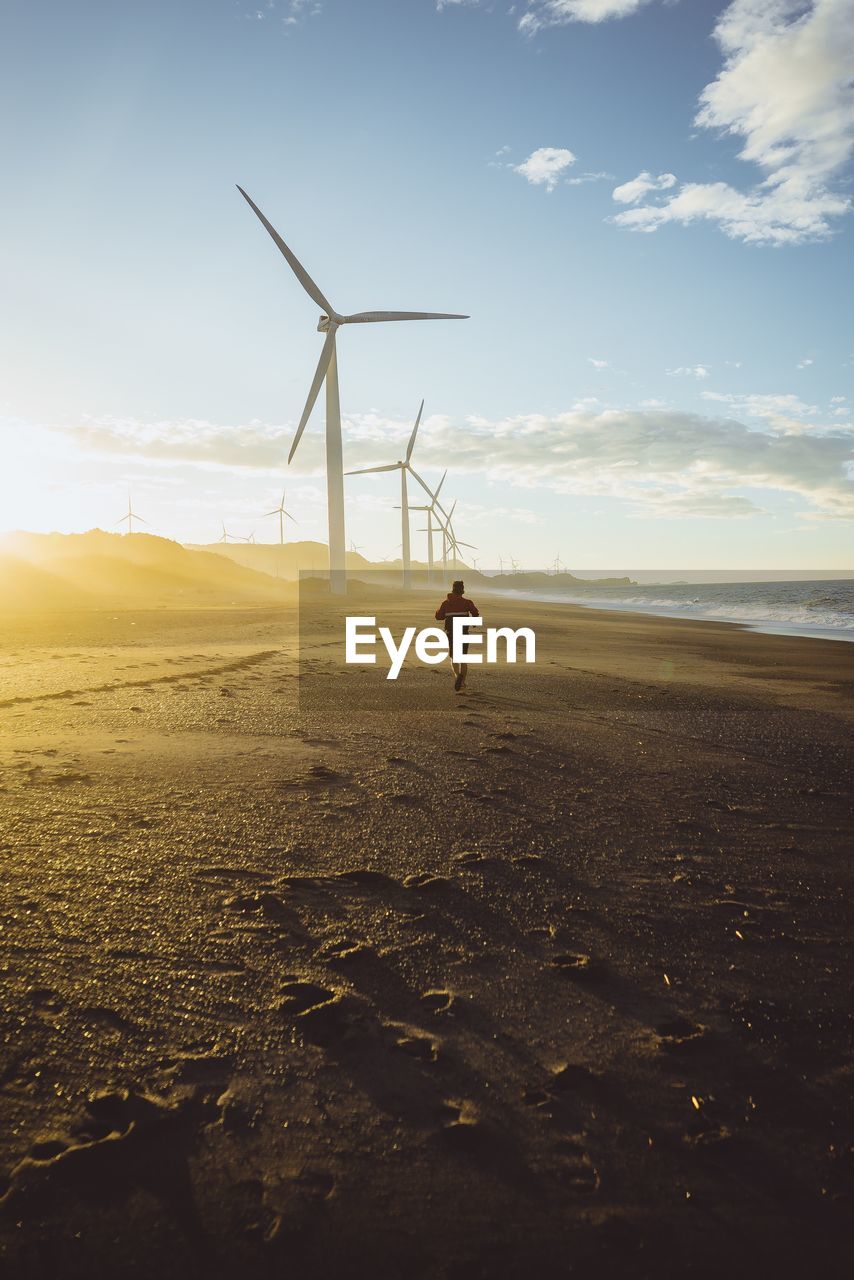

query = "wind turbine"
[435,499,475,572]
[238,531,257,544]
[115,493,148,535]
[219,522,233,544]
[236,187,468,595]
[346,400,432,589]
[264,489,298,545]
[409,468,447,583]
[448,525,476,570]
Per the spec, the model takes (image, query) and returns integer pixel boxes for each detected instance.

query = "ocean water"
[502,578,854,643]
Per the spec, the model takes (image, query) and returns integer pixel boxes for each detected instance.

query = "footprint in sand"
[551,952,595,974]
[404,873,454,892]
[656,1017,708,1056]
[224,890,306,937]
[0,1087,218,1211]
[420,989,457,1015]
[552,1136,600,1194]
[388,1025,441,1063]
[277,981,337,1015]
[262,1168,336,1242]
[452,851,491,868]
[292,992,369,1049]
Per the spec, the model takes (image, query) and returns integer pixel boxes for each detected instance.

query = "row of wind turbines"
[236,186,472,594]
[114,478,475,580]
[117,192,550,581]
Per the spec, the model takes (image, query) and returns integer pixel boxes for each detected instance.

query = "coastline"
[485,584,854,644]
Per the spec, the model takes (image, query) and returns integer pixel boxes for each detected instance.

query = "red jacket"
[435,593,480,621]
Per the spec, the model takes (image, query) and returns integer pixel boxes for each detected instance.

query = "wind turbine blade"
[342,311,468,324]
[405,399,424,463]
[285,513,299,523]
[288,329,336,463]
[345,463,399,476]
[236,187,335,315]
[135,515,150,525]
[407,466,435,503]
[433,469,448,503]
[455,540,477,550]
[262,509,280,517]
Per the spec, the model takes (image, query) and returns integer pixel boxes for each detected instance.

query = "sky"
[1,0,852,570]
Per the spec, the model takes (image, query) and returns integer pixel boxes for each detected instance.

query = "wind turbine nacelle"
[318,314,334,333]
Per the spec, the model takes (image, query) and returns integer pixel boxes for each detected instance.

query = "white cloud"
[518,0,655,34]
[796,357,815,368]
[666,365,711,380]
[588,356,610,369]
[514,147,577,191]
[566,171,613,185]
[612,171,677,203]
[57,404,854,522]
[612,0,854,245]
[700,390,828,433]
[462,503,546,526]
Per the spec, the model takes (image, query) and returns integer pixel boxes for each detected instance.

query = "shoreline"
[480,585,854,644]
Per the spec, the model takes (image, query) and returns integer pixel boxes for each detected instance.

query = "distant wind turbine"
[219,522,233,544]
[236,186,468,594]
[115,493,148,536]
[434,498,475,571]
[409,468,447,583]
[263,489,298,545]
[346,400,434,589]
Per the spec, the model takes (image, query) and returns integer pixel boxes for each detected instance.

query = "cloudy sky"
[1,0,852,568]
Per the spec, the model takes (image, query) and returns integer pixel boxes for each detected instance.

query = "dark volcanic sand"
[0,594,852,1278]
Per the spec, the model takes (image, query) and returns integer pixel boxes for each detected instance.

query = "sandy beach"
[1,591,852,1278]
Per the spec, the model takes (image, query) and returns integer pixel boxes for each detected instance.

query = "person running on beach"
[435,580,480,693]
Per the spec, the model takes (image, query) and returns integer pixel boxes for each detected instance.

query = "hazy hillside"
[189,541,479,586]
[0,531,296,610]
[189,540,396,580]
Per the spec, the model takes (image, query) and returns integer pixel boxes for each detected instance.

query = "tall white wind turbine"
[236,187,468,594]
[346,400,433,589]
